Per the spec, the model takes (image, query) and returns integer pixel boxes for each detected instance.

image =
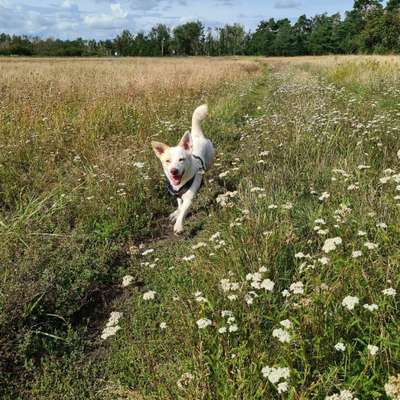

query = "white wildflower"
[325,389,356,400]
[342,295,359,310]
[229,324,238,333]
[364,242,378,250]
[192,242,207,250]
[352,250,362,258]
[106,311,122,327]
[177,372,194,389]
[101,325,121,340]
[196,318,212,329]
[260,279,275,292]
[319,256,330,265]
[382,288,396,297]
[277,381,289,394]
[367,345,379,356]
[363,303,378,312]
[322,237,342,253]
[216,191,238,207]
[261,366,290,384]
[335,342,346,352]
[319,192,330,201]
[289,281,304,295]
[280,319,292,329]
[122,275,134,287]
[272,328,291,343]
[101,311,123,340]
[160,322,167,330]
[143,290,156,300]
[210,232,221,242]
[385,374,400,400]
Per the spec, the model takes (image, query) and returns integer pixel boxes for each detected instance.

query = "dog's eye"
[179,158,185,162]
[165,159,171,164]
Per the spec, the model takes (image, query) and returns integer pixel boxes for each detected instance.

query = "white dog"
[152,104,215,234]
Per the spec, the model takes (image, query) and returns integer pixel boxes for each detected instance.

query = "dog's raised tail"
[192,104,208,138]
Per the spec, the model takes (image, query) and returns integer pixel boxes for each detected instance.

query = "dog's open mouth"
[170,173,183,186]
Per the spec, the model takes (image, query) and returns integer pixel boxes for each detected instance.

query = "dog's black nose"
[171,168,179,176]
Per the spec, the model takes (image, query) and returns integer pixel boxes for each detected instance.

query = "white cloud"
[61,0,75,8]
[84,3,129,29]
[274,0,301,9]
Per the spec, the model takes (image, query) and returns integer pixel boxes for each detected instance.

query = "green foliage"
[1,0,400,57]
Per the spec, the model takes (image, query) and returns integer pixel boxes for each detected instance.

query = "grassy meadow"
[1,55,400,399]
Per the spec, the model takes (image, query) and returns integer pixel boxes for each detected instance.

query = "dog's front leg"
[169,198,182,222]
[174,175,202,234]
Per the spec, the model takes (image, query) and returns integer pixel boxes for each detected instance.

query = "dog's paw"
[173,222,184,235]
[169,210,179,222]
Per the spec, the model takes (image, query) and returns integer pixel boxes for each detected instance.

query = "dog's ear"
[151,141,169,158]
[178,131,192,153]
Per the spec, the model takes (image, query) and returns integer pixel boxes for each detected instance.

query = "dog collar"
[166,175,196,198]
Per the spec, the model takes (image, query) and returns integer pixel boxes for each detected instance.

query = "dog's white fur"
[152,104,215,234]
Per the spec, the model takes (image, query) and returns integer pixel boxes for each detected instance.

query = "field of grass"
[1,55,400,399]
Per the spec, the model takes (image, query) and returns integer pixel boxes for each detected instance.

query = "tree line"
[1,0,399,57]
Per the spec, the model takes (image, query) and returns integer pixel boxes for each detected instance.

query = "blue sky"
[0,0,355,39]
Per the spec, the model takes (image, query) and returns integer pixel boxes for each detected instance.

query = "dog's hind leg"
[174,175,202,234]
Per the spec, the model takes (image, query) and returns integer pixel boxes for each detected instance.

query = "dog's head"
[151,131,192,186]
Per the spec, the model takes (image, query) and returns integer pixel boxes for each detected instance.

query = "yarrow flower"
[122,275,134,287]
[177,372,194,389]
[216,191,238,207]
[101,311,122,340]
[196,318,212,329]
[352,250,362,258]
[363,303,378,312]
[272,328,291,343]
[335,342,346,352]
[367,344,379,356]
[385,374,400,400]
[280,319,292,329]
[277,381,289,394]
[261,366,290,384]
[160,322,167,330]
[143,290,156,300]
[260,278,275,292]
[192,242,207,250]
[342,295,359,310]
[289,281,304,295]
[319,192,330,201]
[382,288,396,297]
[322,237,342,253]
[364,241,378,250]
[325,389,357,400]
[319,256,330,265]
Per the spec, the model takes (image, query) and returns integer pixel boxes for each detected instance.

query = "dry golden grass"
[0,56,262,399]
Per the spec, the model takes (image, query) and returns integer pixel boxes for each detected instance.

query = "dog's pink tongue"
[171,176,181,185]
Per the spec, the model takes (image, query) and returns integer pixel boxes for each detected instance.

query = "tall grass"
[0,56,260,398]
[1,56,400,399]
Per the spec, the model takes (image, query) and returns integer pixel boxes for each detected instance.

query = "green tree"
[149,24,171,56]
[173,21,204,56]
